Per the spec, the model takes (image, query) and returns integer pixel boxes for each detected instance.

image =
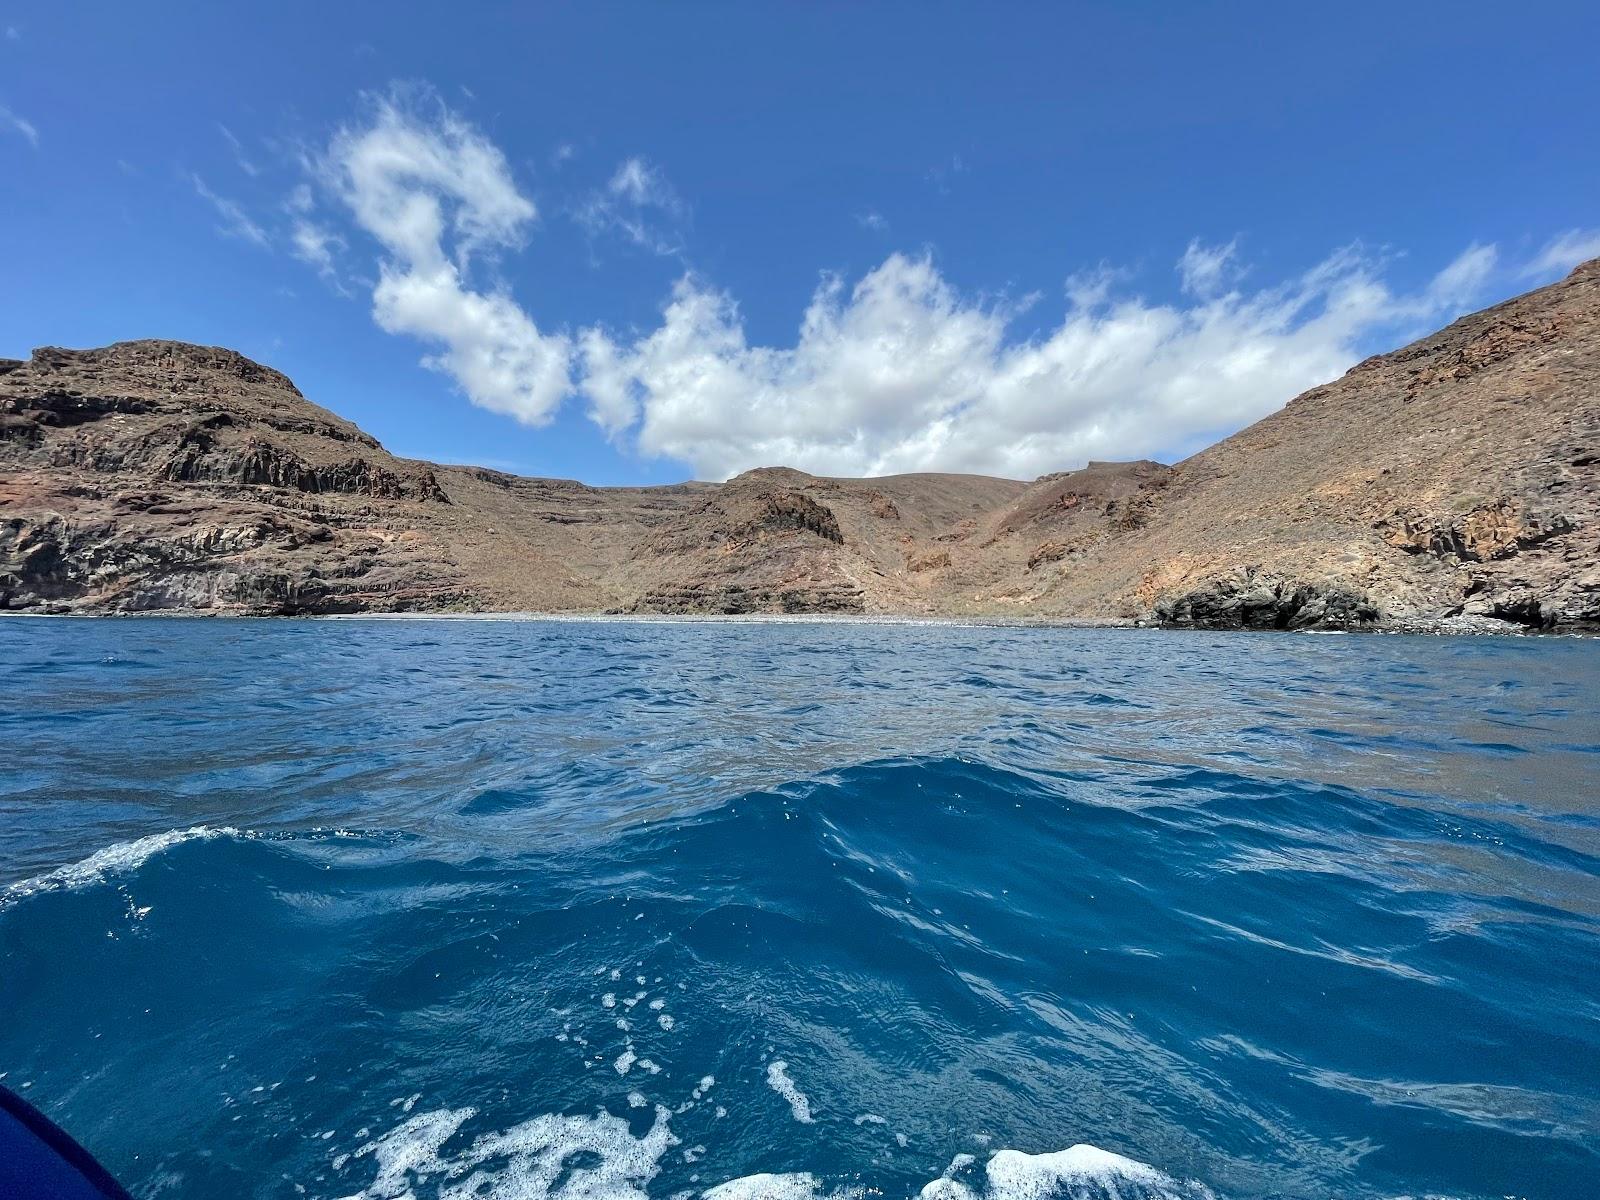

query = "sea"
[2,616,1597,1200]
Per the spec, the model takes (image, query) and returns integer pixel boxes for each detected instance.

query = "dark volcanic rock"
[1156,570,1380,630]
[744,490,844,544]
[632,580,867,615]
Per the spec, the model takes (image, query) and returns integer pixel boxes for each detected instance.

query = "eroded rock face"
[743,490,844,544]
[0,342,467,614]
[631,580,867,615]
[907,549,952,573]
[619,477,866,615]
[1378,501,1574,562]
[1156,570,1379,630]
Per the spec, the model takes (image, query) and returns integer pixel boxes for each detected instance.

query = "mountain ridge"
[3,262,1596,629]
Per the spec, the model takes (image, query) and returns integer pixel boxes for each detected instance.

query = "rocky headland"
[3,261,1596,630]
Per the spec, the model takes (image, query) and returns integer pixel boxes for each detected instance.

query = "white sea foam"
[703,1173,862,1200]
[919,1144,1214,1200]
[333,1098,1209,1200]
[339,1107,473,1200]
[765,1061,815,1123]
[0,826,242,907]
[337,1104,677,1200]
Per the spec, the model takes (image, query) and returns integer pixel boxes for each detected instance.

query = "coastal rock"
[631,580,867,615]
[1155,570,1380,630]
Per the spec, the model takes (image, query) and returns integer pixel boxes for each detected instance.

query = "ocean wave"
[0,824,246,908]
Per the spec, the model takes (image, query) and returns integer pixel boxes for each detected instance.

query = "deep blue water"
[2,618,1598,1200]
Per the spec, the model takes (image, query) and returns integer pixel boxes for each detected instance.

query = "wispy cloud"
[191,173,269,246]
[1521,228,1600,278]
[290,220,347,285]
[576,156,688,256]
[216,122,261,177]
[856,210,889,232]
[1177,237,1244,298]
[0,103,38,147]
[926,153,967,194]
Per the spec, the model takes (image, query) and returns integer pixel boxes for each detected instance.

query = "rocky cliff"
[3,262,1596,629]
[1029,258,1600,631]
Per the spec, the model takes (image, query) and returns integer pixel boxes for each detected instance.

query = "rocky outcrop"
[741,489,844,544]
[0,507,467,615]
[1155,570,1379,630]
[616,475,867,615]
[630,580,866,615]
[1377,501,1574,562]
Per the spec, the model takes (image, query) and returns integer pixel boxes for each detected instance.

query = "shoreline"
[1,608,1588,637]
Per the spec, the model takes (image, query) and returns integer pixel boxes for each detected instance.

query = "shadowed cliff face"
[2,262,1597,628]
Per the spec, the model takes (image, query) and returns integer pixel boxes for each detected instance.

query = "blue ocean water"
[1,618,1597,1200]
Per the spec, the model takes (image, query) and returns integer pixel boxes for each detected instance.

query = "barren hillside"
[2,261,1595,629]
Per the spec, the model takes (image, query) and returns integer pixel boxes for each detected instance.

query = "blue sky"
[2,2,1596,484]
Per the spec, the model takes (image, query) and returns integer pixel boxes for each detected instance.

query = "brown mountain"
[3,261,1596,629]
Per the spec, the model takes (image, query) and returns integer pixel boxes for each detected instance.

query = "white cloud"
[856,210,889,232]
[1177,237,1242,297]
[216,122,261,177]
[274,84,1550,481]
[191,173,269,246]
[290,219,345,279]
[577,156,687,256]
[284,183,350,288]
[608,158,659,206]
[319,84,571,424]
[1424,241,1496,306]
[578,326,638,438]
[1521,229,1600,278]
[0,104,38,147]
[578,243,1500,480]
